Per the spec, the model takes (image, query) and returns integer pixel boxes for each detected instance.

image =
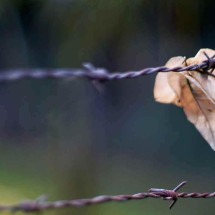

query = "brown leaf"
[154,48,215,150]
[154,56,186,107]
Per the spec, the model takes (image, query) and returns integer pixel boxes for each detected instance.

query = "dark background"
[0,1,214,214]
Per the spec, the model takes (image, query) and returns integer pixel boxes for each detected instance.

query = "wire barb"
[202,51,215,73]
[149,181,187,209]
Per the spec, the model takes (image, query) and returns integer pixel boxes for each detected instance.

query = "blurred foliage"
[0,0,214,214]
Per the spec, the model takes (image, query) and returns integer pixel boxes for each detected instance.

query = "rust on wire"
[0,55,214,83]
[0,181,214,213]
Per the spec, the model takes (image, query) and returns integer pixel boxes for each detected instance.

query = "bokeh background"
[0,0,214,214]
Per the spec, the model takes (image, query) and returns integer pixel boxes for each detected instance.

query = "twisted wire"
[0,181,214,213]
[0,59,211,83]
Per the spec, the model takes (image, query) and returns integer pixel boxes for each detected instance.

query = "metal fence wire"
[0,54,215,213]
[0,181,214,213]
[0,55,214,83]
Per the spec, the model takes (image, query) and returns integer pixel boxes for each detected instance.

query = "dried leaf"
[154,56,186,107]
[154,48,215,150]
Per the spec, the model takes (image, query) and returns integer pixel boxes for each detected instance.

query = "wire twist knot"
[149,181,187,209]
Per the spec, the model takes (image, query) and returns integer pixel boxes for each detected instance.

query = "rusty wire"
[0,56,214,83]
[0,181,214,213]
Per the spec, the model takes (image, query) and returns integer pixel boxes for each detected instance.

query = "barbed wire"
[0,181,214,213]
[0,56,214,83]
[0,56,214,213]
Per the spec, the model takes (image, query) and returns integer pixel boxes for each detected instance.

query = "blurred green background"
[0,0,214,214]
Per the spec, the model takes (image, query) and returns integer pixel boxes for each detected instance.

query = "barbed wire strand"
[0,181,214,213]
[0,56,214,83]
